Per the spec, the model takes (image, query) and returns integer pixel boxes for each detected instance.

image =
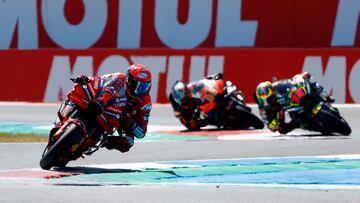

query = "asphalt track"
[0,102,360,203]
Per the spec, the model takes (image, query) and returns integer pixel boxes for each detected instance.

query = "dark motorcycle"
[40,76,127,170]
[275,78,351,135]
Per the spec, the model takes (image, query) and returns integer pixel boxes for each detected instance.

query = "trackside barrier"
[0,49,359,103]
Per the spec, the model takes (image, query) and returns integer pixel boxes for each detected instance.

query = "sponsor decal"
[1,0,360,49]
[0,49,359,103]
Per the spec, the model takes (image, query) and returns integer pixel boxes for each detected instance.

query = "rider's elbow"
[133,126,146,139]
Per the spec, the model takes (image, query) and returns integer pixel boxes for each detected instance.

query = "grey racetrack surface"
[0,102,360,203]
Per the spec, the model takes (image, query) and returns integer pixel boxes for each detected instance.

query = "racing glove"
[301,72,311,80]
[205,73,223,80]
[72,74,90,85]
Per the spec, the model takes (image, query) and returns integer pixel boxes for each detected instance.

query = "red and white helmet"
[126,64,152,96]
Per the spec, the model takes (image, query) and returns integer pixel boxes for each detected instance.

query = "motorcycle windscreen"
[101,74,126,98]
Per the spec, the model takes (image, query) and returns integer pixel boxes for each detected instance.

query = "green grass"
[0,133,48,142]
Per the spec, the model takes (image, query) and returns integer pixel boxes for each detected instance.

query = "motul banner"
[1,0,360,49]
[0,49,359,103]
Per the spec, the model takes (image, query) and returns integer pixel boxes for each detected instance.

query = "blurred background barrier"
[2,0,359,49]
[0,49,359,103]
[1,0,359,103]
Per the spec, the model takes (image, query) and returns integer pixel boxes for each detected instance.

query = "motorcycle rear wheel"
[316,109,351,136]
[40,123,84,170]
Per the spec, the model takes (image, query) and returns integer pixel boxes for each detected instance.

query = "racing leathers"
[169,89,200,130]
[64,73,151,153]
[108,92,152,152]
[254,86,294,134]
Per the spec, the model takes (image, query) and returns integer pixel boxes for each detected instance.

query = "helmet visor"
[172,82,186,105]
[173,90,185,105]
[127,77,150,96]
[134,81,151,95]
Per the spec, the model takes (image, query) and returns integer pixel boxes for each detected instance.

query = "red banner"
[2,0,360,49]
[0,49,359,103]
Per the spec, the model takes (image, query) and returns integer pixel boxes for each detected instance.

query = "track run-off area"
[0,102,360,202]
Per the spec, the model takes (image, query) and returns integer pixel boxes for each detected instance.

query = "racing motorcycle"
[274,77,351,135]
[182,80,264,130]
[40,75,127,170]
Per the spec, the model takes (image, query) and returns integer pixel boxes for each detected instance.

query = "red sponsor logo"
[0,49,359,103]
[2,0,360,49]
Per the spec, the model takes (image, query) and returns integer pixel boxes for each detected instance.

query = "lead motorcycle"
[274,77,351,135]
[40,75,127,170]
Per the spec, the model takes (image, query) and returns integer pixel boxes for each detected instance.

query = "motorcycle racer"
[105,63,152,152]
[254,72,333,134]
[52,64,152,153]
[254,80,297,134]
[169,73,249,130]
[168,80,201,130]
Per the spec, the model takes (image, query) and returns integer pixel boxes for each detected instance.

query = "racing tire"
[40,123,84,170]
[316,109,351,136]
[233,105,265,129]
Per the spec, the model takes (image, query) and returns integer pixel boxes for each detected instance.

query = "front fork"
[48,101,79,146]
[48,101,106,156]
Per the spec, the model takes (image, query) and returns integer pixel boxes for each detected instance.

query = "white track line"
[1,154,360,189]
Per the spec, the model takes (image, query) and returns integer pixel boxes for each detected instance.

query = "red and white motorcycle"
[40,75,127,170]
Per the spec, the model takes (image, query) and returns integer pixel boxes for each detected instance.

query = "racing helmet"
[171,81,188,105]
[255,81,275,107]
[126,64,152,96]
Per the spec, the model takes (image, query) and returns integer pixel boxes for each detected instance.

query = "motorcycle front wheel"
[316,109,351,136]
[232,105,264,129]
[40,123,84,170]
